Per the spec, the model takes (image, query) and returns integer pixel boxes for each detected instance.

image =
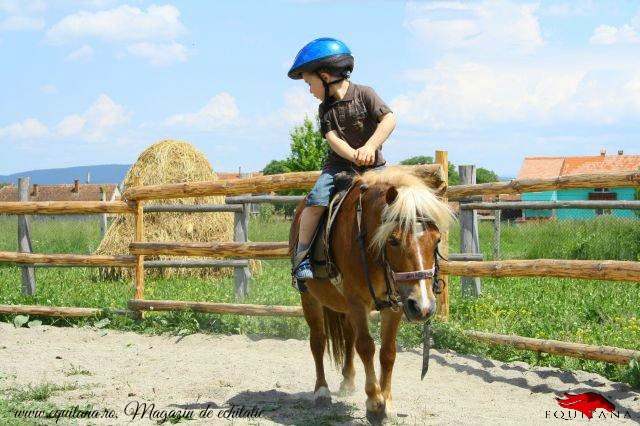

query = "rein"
[355,184,447,312]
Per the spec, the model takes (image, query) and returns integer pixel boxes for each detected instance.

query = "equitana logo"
[545,392,633,421]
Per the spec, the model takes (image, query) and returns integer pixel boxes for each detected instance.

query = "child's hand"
[354,145,376,166]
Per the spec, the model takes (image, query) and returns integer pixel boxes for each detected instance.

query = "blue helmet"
[287,37,354,80]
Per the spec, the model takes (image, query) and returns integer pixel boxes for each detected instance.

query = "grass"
[0,213,639,390]
[0,381,83,426]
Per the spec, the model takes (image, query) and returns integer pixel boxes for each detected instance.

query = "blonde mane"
[361,167,456,254]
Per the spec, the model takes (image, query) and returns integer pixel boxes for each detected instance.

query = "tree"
[400,155,434,165]
[399,155,459,185]
[261,117,326,215]
[263,116,326,175]
[286,117,327,172]
[262,159,291,175]
[476,167,499,184]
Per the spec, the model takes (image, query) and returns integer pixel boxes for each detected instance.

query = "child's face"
[302,72,326,101]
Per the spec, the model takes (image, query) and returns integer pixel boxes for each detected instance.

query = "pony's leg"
[338,315,356,396]
[301,291,331,407]
[378,308,403,420]
[348,301,386,423]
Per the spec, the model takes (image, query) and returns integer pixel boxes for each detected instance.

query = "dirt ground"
[0,322,638,425]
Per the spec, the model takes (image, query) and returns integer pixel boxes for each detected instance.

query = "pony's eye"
[388,236,400,247]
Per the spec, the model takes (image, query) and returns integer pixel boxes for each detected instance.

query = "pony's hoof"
[314,386,331,408]
[383,400,397,422]
[366,408,388,425]
[337,381,356,397]
[367,401,397,425]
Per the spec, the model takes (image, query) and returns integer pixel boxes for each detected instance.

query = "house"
[517,150,640,220]
[215,171,264,214]
[216,171,263,180]
[0,180,121,203]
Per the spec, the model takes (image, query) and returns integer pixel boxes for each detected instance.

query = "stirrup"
[292,277,308,293]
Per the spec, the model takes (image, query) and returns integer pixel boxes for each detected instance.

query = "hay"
[95,139,257,280]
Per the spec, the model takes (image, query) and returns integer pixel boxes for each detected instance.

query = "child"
[288,37,396,281]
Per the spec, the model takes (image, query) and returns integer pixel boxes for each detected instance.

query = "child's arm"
[354,112,396,166]
[325,131,357,163]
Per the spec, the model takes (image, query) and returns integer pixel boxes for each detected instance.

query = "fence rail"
[465,331,640,365]
[447,171,640,200]
[0,304,133,317]
[122,164,445,201]
[441,259,640,282]
[461,200,640,210]
[129,242,289,259]
[0,201,134,214]
[0,251,136,267]
[1,156,639,365]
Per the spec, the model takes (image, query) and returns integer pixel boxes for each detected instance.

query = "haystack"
[96,139,250,280]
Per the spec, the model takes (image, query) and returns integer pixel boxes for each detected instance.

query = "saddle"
[292,172,356,285]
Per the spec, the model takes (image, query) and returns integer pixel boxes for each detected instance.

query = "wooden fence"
[1,154,639,365]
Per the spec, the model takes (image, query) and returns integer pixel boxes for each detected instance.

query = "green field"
[0,214,639,389]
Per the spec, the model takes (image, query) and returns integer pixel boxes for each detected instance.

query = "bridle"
[355,184,447,313]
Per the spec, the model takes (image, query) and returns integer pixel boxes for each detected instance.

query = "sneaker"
[294,258,314,281]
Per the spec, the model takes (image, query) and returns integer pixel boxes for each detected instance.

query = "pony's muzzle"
[403,295,436,322]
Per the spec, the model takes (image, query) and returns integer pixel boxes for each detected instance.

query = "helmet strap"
[318,71,348,107]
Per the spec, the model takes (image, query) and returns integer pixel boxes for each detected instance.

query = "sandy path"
[0,322,638,425]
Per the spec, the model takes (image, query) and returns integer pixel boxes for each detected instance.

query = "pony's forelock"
[362,167,455,254]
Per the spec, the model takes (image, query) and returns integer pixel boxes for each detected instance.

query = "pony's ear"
[385,186,398,205]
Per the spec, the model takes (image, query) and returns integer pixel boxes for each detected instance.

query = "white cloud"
[539,1,595,17]
[127,41,187,66]
[164,93,240,131]
[56,114,85,137]
[66,44,93,61]
[0,0,17,13]
[0,118,48,139]
[74,0,119,7]
[405,0,544,54]
[0,16,45,31]
[40,84,58,95]
[392,58,640,130]
[0,0,46,14]
[55,94,130,142]
[257,87,318,127]
[47,4,185,44]
[0,0,47,14]
[590,24,640,45]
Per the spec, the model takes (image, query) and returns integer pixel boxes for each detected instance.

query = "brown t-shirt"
[318,83,392,169]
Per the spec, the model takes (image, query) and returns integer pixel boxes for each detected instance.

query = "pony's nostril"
[407,298,421,316]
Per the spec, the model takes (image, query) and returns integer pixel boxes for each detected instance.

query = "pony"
[289,166,455,423]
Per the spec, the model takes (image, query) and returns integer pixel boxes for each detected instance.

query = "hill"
[0,164,131,185]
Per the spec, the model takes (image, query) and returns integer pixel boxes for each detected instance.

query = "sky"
[1,0,640,177]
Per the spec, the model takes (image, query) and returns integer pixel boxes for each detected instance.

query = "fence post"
[435,150,449,320]
[100,189,107,239]
[493,202,501,261]
[134,201,145,319]
[18,177,36,295]
[459,165,482,297]
[233,203,251,301]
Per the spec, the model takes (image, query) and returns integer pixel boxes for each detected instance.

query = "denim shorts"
[305,164,385,207]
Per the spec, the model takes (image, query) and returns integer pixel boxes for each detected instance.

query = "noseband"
[355,184,446,312]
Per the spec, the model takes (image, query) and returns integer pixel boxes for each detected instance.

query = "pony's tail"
[322,306,346,370]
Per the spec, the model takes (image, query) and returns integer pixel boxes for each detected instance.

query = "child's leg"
[293,205,325,282]
[296,205,326,252]
[292,169,335,282]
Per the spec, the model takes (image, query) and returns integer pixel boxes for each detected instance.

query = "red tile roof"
[0,183,120,202]
[517,153,640,179]
[215,171,263,180]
